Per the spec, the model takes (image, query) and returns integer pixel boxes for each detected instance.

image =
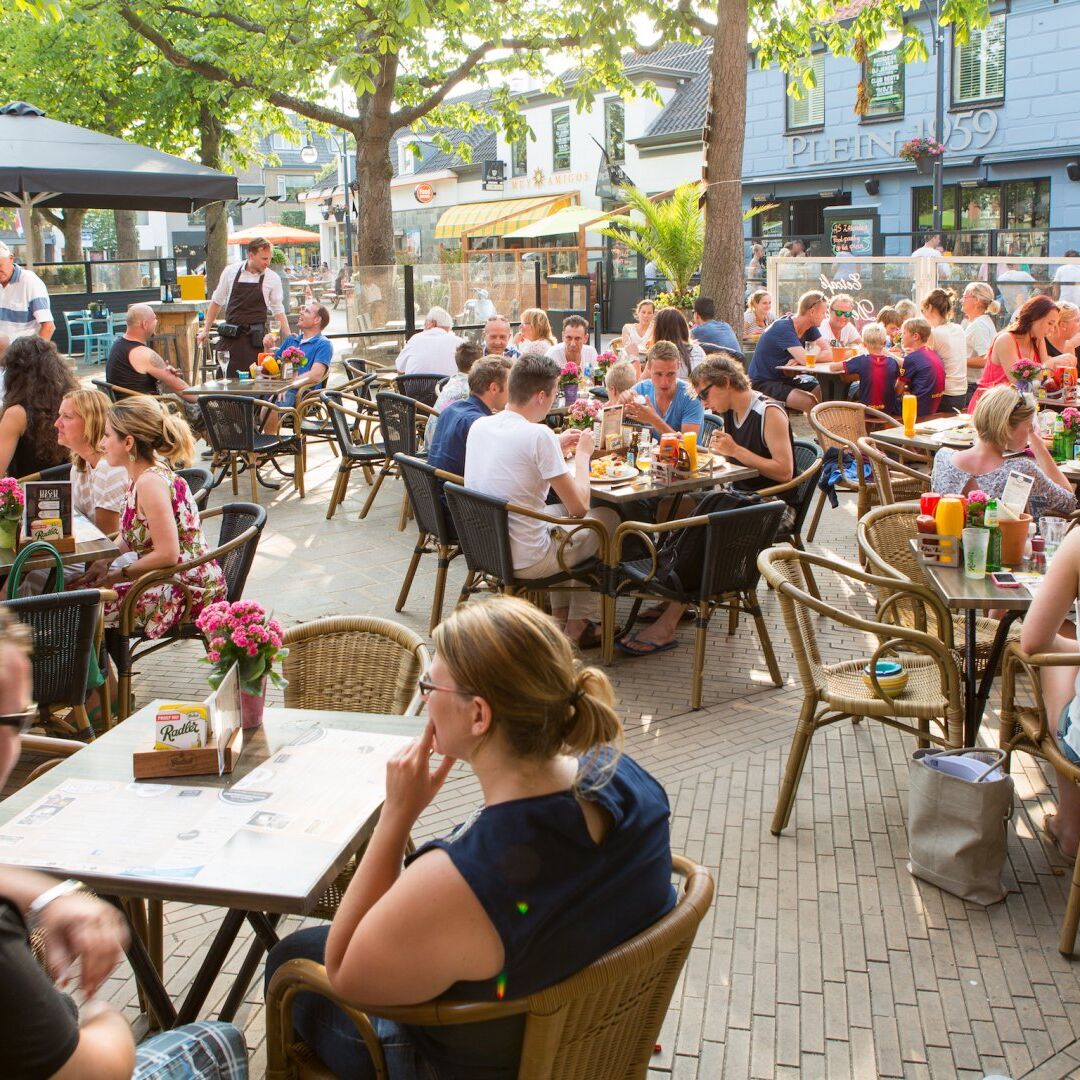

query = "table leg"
[147,898,164,981]
[108,897,178,1030]
[217,913,282,1023]
[176,907,248,1026]
[972,610,1022,740]
[964,609,978,746]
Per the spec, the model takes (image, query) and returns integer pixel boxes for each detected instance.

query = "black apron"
[222,266,269,376]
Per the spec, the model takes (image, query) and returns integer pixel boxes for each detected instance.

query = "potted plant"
[565,397,602,430]
[965,489,989,528]
[1059,407,1080,460]
[899,137,946,176]
[196,600,288,730]
[593,350,619,386]
[0,478,23,550]
[1011,358,1044,395]
[559,361,585,404]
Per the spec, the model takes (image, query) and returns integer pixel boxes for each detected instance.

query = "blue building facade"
[742,0,1080,258]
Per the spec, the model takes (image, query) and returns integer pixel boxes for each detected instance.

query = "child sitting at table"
[877,307,902,349]
[899,317,946,418]
[821,321,900,414]
[604,359,637,398]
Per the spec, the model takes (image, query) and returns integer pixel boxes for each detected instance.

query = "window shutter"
[956,15,1005,103]
[788,55,825,129]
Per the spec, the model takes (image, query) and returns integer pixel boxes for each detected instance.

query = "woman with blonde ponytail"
[267,595,675,1079]
[73,397,224,637]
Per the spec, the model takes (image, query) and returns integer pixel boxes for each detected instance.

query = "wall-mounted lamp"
[863,178,880,196]
[1068,161,1080,183]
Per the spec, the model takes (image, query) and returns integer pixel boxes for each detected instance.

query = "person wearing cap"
[0,241,55,344]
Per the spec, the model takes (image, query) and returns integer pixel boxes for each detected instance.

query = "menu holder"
[916,534,961,567]
[20,480,75,554]
[133,664,245,779]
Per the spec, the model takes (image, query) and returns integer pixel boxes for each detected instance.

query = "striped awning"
[433,194,574,240]
[502,205,612,239]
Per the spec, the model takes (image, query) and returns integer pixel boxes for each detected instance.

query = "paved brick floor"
[14,407,1080,1078]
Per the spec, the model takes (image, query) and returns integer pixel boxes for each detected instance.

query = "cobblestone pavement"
[14,407,1080,1079]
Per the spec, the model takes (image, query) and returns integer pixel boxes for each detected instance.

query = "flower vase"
[913,156,932,175]
[0,518,18,551]
[1015,379,1032,396]
[563,382,579,405]
[239,676,267,730]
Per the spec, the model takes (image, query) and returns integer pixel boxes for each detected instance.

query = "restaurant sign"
[414,183,435,204]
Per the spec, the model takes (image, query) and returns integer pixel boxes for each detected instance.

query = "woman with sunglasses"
[265,596,674,1079]
[930,384,1075,521]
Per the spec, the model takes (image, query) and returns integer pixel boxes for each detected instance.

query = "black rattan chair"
[198,394,304,505]
[176,467,213,512]
[613,500,786,709]
[360,392,429,527]
[323,391,387,520]
[395,374,443,407]
[699,411,724,447]
[90,378,145,402]
[106,502,267,721]
[759,438,824,599]
[394,454,462,632]
[3,589,108,738]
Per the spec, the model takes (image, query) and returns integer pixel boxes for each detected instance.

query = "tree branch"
[157,4,305,46]
[116,3,356,131]
[676,0,714,38]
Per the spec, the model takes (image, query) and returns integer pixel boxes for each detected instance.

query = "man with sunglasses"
[818,293,862,347]
[0,610,249,1078]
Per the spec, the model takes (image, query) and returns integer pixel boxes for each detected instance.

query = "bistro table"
[872,415,976,455]
[588,457,758,509]
[914,547,1031,745]
[184,377,293,398]
[780,363,853,402]
[0,512,119,574]
[0,703,424,1029]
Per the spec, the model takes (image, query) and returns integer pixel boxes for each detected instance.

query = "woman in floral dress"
[74,397,225,638]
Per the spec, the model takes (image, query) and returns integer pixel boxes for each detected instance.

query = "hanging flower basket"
[899,137,945,175]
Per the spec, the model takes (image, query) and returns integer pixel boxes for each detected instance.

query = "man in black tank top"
[106,304,195,400]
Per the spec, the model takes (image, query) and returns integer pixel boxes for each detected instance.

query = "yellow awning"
[502,205,611,239]
[433,194,574,240]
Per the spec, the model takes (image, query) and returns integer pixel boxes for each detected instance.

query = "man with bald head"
[106,304,193,398]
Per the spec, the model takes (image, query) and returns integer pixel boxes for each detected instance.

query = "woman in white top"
[960,281,1000,381]
[921,287,969,411]
[620,299,655,366]
[55,389,128,534]
[742,289,776,340]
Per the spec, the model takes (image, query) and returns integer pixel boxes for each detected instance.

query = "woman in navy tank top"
[266,596,675,1079]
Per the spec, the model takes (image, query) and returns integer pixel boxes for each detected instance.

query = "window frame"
[951,13,1006,108]
[785,54,826,134]
[551,106,571,172]
[511,135,527,178]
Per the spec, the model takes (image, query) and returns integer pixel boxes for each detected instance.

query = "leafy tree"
[665,0,992,327]
[109,0,662,266]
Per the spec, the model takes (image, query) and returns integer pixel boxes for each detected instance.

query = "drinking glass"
[1040,517,1069,560]
[963,527,990,579]
[218,351,230,381]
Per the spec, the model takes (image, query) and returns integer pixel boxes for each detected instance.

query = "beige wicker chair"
[1000,643,1080,955]
[758,546,964,835]
[856,435,932,507]
[266,854,714,1080]
[806,401,922,542]
[856,502,1020,679]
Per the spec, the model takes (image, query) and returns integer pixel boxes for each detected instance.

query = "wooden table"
[0,703,424,1028]
[148,301,209,384]
[184,378,293,398]
[915,549,1032,745]
[588,460,758,508]
[781,364,852,402]
[0,512,119,572]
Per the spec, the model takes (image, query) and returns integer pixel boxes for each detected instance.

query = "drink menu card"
[22,480,73,546]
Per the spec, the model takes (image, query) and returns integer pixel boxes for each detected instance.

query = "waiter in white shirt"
[198,238,291,376]
[395,307,464,377]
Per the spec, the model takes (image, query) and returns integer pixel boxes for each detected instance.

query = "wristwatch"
[26,879,82,931]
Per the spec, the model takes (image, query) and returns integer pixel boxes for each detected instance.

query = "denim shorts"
[1058,701,1080,766]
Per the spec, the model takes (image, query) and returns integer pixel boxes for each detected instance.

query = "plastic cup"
[963,527,990,579]
[1041,517,1069,559]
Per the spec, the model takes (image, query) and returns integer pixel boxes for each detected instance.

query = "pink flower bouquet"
[1061,407,1080,436]
[566,398,602,429]
[0,477,24,523]
[1011,358,1043,382]
[280,346,306,364]
[559,361,583,387]
[196,599,288,692]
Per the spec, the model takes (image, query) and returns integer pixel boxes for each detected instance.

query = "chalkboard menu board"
[865,49,904,118]
[823,207,881,258]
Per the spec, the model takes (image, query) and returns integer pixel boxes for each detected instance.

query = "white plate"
[590,464,639,483]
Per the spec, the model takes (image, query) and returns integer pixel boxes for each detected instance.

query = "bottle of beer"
[984,498,1002,573]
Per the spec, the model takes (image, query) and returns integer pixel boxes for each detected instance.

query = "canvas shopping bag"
[907,747,1015,906]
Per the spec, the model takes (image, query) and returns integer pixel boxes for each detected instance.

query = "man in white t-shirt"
[394,306,465,377]
[998,263,1036,316]
[817,292,862,347]
[911,233,943,259]
[1054,252,1080,306]
[546,314,598,371]
[464,352,618,647]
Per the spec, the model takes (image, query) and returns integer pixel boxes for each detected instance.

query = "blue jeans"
[265,926,442,1080]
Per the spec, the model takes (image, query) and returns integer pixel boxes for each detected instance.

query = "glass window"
[511,136,527,178]
[863,46,904,119]
[953,14,1005,105]
[786,54,825,131]
[913,185,958,232]
[552,107,571,172]
[271,130,302,151]
[604,99,625,164]
[1004,179,1050,230]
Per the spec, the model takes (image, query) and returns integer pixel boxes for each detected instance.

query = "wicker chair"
[613,501,786,709]
[758,438,824,599]
[395,373,443,408]
[323,391,387,520]
[108,503,266,721]
[1000,643,1080,955]
[199,394,304,504]
[758,546,964,835]
[17,463,73,483]
[393,455,462,633]
[805,401,920,542]
[443,481,613,656]
[266,854,714,1080]
[3,589,112,738]
[176,466,213,512]
[360,392,432,529]
[856,435,932,506]
[699,411,724,447]
[856,501,1020,679]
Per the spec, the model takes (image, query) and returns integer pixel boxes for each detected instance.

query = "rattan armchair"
[1000,643,1080,955]
[443,481,614,656]
[758,438,824,599]
[758,546,964,835]
[856,435,932,506]
[266,854,714,1080]
[805,401,919,542]
[360,392,433,530]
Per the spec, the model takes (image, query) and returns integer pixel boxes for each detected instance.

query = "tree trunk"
[28,209,46,265]
[699,0,749,331]
[114,209,141,289]
[60,209,87,263]
[353,136,395,267]
[199,105,229,292]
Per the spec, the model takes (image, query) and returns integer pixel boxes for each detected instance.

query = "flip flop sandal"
[574,622,603,650]
[615,635,679,658]
[1043,814,1074,861]
[637,605,696,624]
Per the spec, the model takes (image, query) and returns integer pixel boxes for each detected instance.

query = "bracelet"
[26,879,81,931]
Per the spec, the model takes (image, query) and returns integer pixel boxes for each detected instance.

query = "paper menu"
[1000,472,1035,519]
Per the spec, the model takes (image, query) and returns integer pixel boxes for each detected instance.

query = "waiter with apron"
[199,238,291,377]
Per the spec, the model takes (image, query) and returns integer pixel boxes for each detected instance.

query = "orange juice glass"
[902,393,917,437]
[682,431,699,472]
